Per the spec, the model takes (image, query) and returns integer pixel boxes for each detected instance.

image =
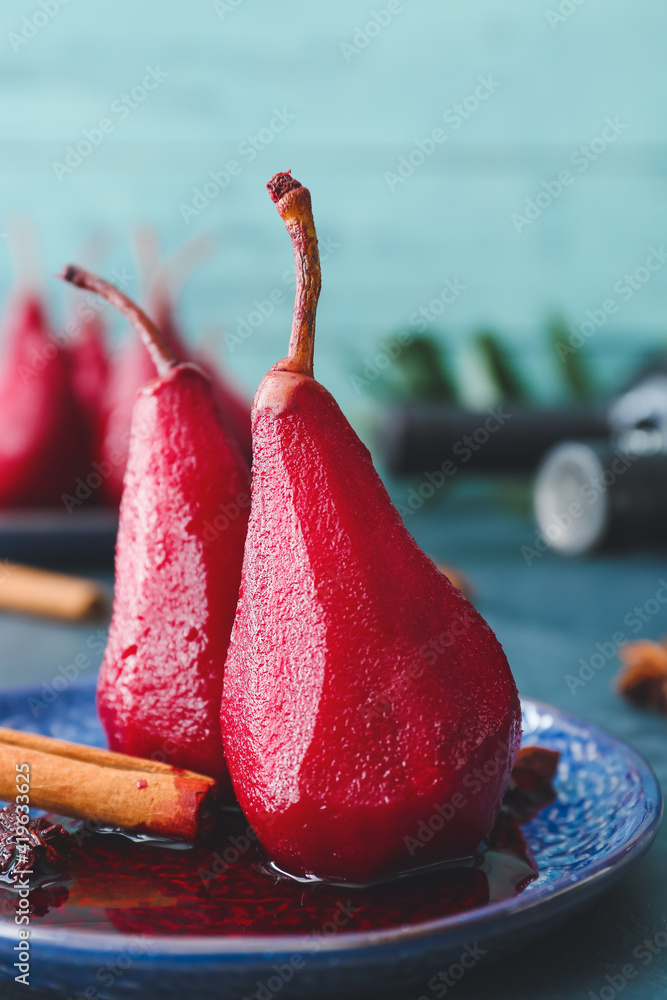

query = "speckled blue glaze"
[0,680,661,999]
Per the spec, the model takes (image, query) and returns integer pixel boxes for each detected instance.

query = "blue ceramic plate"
[0,680,661,1000]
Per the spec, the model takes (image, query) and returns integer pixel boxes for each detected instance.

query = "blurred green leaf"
[547,314,596,400]
[474,329,529,403]
[393,335,458,402]
[356,333,458,403]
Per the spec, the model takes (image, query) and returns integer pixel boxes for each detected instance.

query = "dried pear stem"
[267,171,321,378]
[60,265,177,377]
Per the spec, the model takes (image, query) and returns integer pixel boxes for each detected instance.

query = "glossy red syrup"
[0,807,537,937]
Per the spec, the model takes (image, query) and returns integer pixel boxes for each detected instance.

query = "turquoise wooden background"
[1,0,667,420]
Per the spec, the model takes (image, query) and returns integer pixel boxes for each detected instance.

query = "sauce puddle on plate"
[0,808,537,936]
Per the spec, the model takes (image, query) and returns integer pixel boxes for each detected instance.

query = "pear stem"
[59,265,177,377]
[267,172,321,378]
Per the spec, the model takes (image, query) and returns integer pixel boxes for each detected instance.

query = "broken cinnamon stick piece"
[0,563,110,621]
[0,728,216,841]
[616,640,667,716]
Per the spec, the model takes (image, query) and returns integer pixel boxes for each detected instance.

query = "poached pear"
[62,266,249,791]
[220,172,521,882]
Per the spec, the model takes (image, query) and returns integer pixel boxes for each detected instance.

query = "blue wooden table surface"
[0,490,665,999]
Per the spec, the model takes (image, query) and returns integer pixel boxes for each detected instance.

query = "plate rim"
[0,687,661,957]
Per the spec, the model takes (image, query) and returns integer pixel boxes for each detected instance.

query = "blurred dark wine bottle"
[381,404,611,475]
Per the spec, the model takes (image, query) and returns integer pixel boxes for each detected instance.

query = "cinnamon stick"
[0,728,216,841]
[0,563,109,621]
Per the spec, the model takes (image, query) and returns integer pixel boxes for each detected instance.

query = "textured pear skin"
[221,369,521,882]
[100,331,251,506]
[0,296,87,506]
[97,364,249,790]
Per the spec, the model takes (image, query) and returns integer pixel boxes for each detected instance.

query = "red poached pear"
[62,266,250,790]
[220,173,521,882]
[0,292,88,507]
